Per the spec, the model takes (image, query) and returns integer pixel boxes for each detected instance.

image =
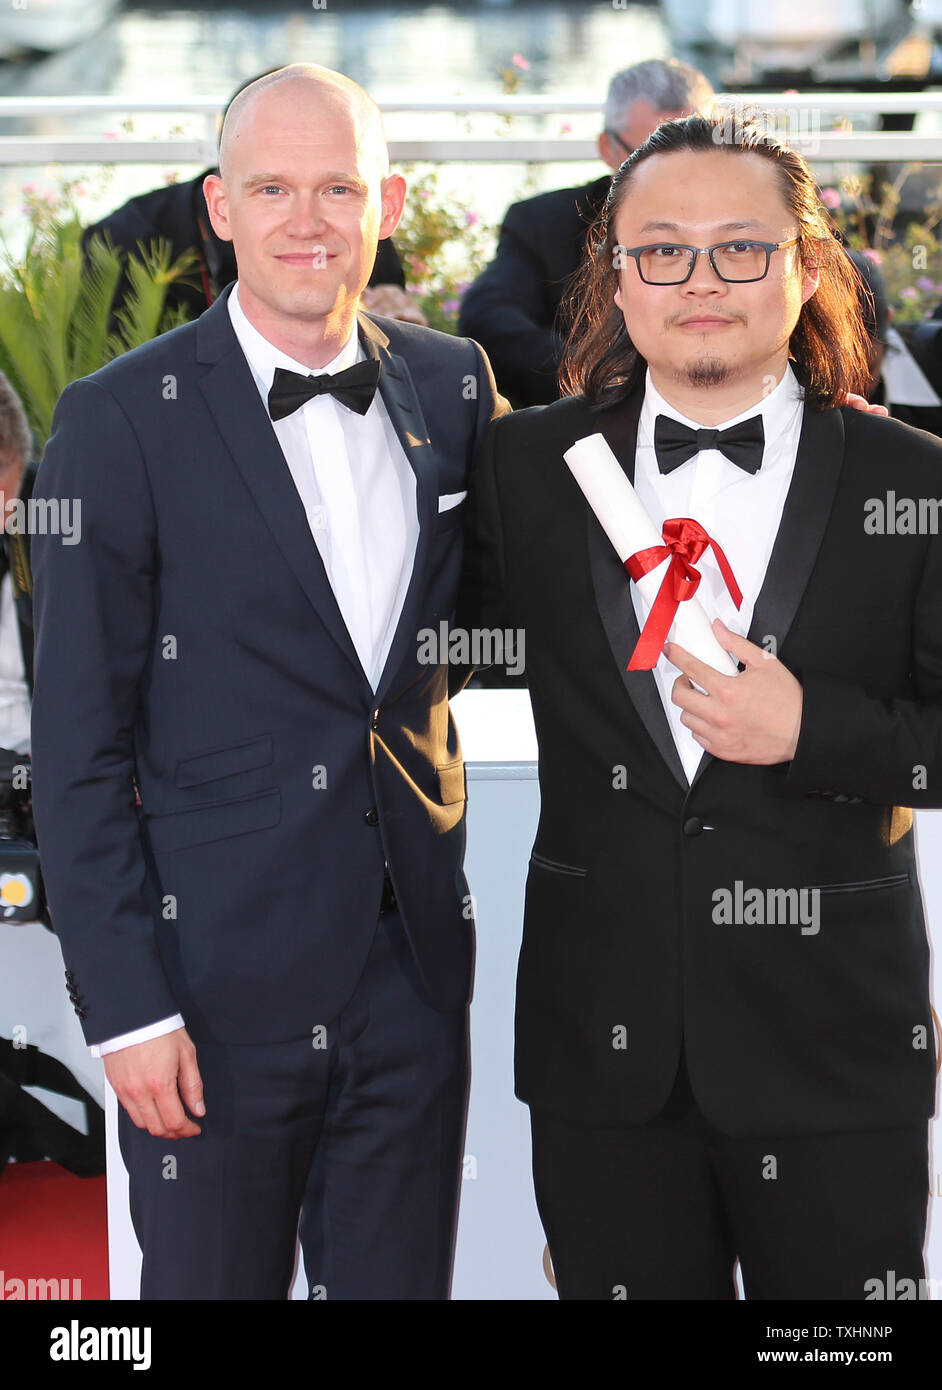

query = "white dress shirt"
[631,363,805,784]
[0,569,30,753]
[93,283,418,1058]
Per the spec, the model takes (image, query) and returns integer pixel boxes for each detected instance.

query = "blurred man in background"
[459,58,714,405]
[848,248,942,436]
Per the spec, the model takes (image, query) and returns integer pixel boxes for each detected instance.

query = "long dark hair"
[560,111,872,410]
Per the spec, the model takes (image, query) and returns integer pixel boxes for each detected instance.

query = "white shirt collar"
[640,360,804,449]
[227,281,361,395]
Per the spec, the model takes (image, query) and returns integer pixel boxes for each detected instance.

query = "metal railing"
[0,93,939,165]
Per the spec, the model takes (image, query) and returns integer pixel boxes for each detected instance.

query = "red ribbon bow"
[624,517,742,670]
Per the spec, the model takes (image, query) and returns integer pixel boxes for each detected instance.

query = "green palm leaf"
[70,232,125,379]
[0,215,201,451]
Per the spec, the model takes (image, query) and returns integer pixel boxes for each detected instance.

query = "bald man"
[31,65,507,1300]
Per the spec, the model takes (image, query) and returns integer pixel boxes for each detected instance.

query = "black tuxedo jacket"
[30,283,506,1046]
[459,383,941,1136]
[458,175,611,408]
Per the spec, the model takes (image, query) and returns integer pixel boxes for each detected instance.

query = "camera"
[0,747,47,926]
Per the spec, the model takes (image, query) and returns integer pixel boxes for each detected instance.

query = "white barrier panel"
[914,812,941,1289]
[102,692,940,1299]
[105,690,546,1301]
[0,920,104,1140]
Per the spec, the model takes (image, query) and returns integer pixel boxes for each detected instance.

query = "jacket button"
[371,708,380,730]
[365,807,379,826]
[683,816,703,837]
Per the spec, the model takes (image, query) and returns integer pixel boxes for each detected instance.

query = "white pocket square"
[438,491,467,512]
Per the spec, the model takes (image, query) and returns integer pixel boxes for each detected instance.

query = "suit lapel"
[745,402,844,652]
[196,285,370,686]
[357,313,439,704]
[584,389,689,790]
[688,397,846,791]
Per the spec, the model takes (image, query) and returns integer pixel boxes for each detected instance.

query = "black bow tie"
[267,360,381,421]
[653,413,765,475]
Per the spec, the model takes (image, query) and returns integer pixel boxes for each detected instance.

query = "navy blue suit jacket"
[30,283,507,1045]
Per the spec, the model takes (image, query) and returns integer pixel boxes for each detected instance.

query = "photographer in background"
[0,376,35,755]
[0,372,104,1178]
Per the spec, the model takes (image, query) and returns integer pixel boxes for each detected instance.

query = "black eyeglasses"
[613,238,800,284]
[604,129,634,160]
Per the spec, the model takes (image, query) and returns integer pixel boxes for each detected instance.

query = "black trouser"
[119,896,470,1300]
[531,1050,929,1300]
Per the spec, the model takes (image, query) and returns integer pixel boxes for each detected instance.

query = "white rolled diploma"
[564,432,739,676]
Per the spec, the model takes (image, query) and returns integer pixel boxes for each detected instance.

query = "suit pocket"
[436,501,466,533]
[145,789,281,853]
[437,758,466,805]
[811,873,910,895]
[174,735,273,789]
[529,850,588,878]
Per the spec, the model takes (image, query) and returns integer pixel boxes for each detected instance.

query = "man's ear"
[202,173,232,243]
[800,252,820,304]
[598,131,618,172]
[378,173,407,239]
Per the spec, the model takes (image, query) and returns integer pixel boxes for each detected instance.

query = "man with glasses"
[459,60,714,407]
[460,112,940,1299]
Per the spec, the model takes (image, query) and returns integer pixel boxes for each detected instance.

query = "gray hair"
[604,59,714,132]
[0,372,31,475]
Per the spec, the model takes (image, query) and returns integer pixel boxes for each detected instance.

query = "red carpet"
[0,1161,108,1300]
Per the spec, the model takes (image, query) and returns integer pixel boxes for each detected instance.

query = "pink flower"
[21,182,34,195]
[442,299,459,315]
[820,187,841,209]
[917,276,935,291]
[863,248,882,264]
[559,121,573,135]
[900,286,918,299]
[511,54,530,70]
[464,211,479,227]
